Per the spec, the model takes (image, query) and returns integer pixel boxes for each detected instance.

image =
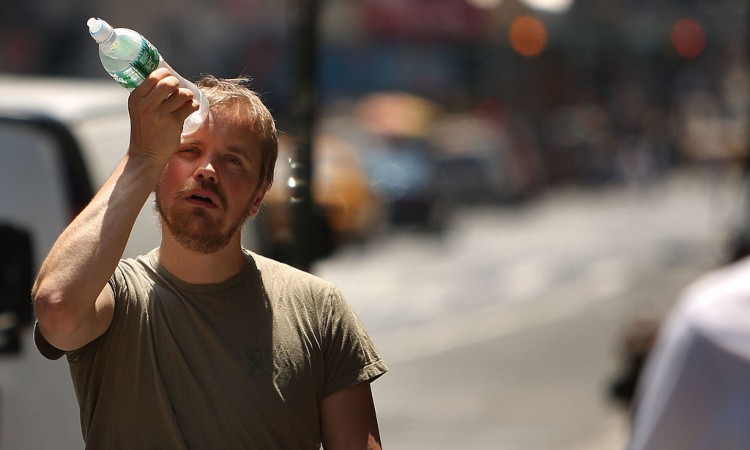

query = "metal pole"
[287,0,320,271]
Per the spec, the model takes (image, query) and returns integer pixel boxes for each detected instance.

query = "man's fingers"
[134,68,181,108]
[129,70,193,119]
[126,69,199,156]
[150,76,181,104]
[162,87,196,113]
[132,67,172,97]
[174,99,200,123]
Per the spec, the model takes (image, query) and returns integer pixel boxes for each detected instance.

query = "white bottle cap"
[87,18,114,43]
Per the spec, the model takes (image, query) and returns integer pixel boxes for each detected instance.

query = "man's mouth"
[187,192,217,207]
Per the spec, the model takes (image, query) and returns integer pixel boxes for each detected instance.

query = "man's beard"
[155,181,249,255]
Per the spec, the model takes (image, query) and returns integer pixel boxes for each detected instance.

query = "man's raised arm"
[32,68,198,352]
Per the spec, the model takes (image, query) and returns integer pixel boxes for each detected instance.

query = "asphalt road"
[315,168,740,450]
[0,168,740,450]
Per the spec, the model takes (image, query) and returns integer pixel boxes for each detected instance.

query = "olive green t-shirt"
[36,249,387,449]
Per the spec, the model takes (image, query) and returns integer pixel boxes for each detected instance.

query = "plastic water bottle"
[86,17,209,135]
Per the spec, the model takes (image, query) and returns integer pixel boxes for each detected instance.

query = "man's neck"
[157,236,247,285]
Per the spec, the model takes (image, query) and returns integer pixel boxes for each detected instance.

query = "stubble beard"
[155,182,250,255]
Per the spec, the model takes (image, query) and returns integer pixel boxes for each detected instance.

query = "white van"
[0,74,264,449]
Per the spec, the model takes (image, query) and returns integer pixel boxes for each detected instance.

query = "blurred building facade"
[1,0,748,189]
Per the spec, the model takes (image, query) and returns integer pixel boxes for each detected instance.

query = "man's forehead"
[181,138,256,159]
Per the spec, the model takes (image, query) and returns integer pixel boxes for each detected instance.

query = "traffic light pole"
[287,0,320,271]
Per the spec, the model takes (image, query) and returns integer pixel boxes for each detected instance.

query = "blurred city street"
[0,1,748,449]
[314,168,738,450]
[0,167,741,449]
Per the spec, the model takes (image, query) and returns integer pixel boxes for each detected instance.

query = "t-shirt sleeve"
[64,265,130,362]
[33,273,124,361]
[33,320,66,360]
[321,285,388,398]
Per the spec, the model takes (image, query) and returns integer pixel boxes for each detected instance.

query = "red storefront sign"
[362,0,490,41]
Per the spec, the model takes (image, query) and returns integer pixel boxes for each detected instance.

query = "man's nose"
[195,162,218,184]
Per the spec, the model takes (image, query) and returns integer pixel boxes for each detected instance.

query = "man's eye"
[226,156,243,166]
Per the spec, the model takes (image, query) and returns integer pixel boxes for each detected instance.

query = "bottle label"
[108,39,160,89]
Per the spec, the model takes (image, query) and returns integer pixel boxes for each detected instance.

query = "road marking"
[497,257,557,302]
[376,258,632,363]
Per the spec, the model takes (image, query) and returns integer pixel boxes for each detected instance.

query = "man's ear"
[248,187,268,217]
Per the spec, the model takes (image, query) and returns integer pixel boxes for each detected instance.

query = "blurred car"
[354,91,451,231]
[429,111,543,205]
[258,133,385,261]
[0,75,133,350]
[0,74,140,448]
[361,134,449,230]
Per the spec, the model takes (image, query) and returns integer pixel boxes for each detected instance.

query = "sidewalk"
[564,410,629,450]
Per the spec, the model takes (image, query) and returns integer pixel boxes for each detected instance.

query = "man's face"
[155,108,266,254]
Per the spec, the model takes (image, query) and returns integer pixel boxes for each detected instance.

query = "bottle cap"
[87,18,114,43]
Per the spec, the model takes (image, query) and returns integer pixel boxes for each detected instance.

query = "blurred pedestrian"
[608,313,660,412]
[626,257,750,449]
[32,69,387,450]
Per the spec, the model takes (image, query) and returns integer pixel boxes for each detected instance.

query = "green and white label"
[108,39,160,89]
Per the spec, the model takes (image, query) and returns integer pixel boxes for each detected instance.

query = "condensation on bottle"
[87,18,209,135]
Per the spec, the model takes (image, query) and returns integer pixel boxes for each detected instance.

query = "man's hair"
[196,76,278,193]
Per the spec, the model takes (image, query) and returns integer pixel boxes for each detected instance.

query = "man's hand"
[127,68,199,167]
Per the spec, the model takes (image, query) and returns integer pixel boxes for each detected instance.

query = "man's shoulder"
[245,250,336,291]
[119,248,159,269]
[683,258,750,306]
[677,257,750,341]
[114,250,159,281]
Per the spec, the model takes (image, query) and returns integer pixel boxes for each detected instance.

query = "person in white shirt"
[627,257,750,450]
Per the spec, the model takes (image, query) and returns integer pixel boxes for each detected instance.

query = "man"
[626,257,750,449]
[32,69,387,449]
